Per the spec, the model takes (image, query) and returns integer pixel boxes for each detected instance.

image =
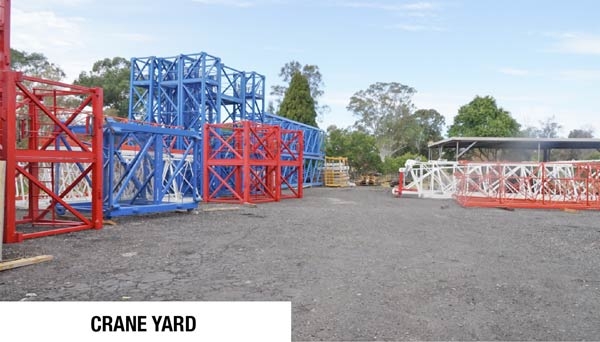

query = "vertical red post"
[26,98,40,219]
[297,131,303,199]
[541,162,546,205]
[2,71,20,242]
[234,125,242,198]
[203,123,210,202]
[0,0,13,242]
[91,88,103,228]
[586,164,593,207]
[395,169,404,198]
[242,121,251,203]
[272,126,281,201]
[498,163,504,204]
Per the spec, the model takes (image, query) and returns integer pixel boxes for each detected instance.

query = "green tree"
[520,126,539,138]
[270,61,327,119]
[75,57,131,117]
[448,95,520,137]
[403,109,445,156]
[521,116,563,139]
[347,82,416,159]
[326,125,382,175]
[448,96,521,160]
[537,115,562,138]
[9,49,70,148]
[585,150,600,160]
[562,128,595,160]
[278,72,317,126]
[10,48,65,81]
[266,101,276,114]
[568,128,594,139]
[381,152,425,175]
[348,82,415,134]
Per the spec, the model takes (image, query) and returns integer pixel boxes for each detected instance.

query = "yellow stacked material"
[324,157,350,187]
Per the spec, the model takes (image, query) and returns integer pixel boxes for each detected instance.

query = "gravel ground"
[1,186,600,341]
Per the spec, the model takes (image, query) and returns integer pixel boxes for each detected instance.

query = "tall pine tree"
[279,72,318,127]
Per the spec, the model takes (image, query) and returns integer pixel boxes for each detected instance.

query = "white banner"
[0,301,290,342]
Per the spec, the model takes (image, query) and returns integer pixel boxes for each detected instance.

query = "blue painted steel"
[244,72,265,122]
[220,65,245,123]
[100,51,322,218]
[129,53,222,130]
[128,52,268,202]
[264,113,325,187]
[72,119,202,218]
[129,52,265,129]
[129,56,158,124]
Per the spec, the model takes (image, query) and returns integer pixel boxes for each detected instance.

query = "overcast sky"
[12,0,600,135]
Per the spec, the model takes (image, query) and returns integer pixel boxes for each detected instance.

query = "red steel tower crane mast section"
[1,0,105,243]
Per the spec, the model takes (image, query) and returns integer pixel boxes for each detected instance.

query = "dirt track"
[2,187,600,340]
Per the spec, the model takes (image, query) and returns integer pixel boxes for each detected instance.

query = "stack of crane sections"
[203,121,303,204]
[324,157,350,187]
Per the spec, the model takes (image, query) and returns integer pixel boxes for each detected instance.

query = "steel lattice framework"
[394,159,600,210]
[454,161,600,209]
[69,118,202,218]
[129,53,265,129]
[219,65,244,124]
[264,113,325,187]
[9,50,322,226]
[393,159,462,198]
[1,72,104,242]
[127,52,322,196]
[244,72,265,122]
[124,52,269,213]
[3,0,323,242]
[82,52,317,218]
[2,0,102,242]
[129,53,222,129]
[203,121,302,203]
[15,160,94,209]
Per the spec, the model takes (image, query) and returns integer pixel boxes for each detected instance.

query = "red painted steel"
[393,171,404,197]
[279,129,303,200]
[0,0,104,242]
[1,72,104,243]
[203,121,303,204]
[454,161,600,210]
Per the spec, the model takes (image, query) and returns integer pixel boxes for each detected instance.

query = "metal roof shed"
[428,137,600,161]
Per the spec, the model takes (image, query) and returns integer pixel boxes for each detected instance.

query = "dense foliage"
[75,57,131,117]
[448,95,520,137]
[326,125,382,174]
[270,61,327,120]
[279,72,318,127]
[11,48,66,81]
[347,82,444,160]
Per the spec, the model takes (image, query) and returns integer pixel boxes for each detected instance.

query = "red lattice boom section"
[454,161,600,210]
